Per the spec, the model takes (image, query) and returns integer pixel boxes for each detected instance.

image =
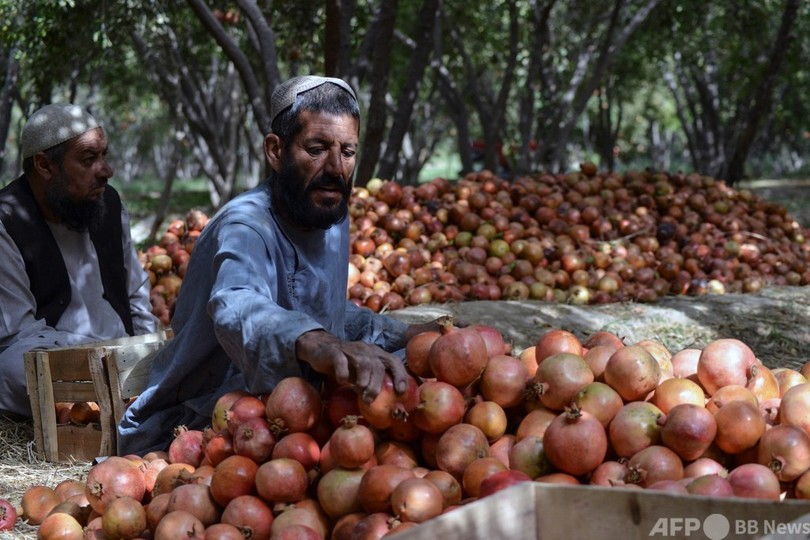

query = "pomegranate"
[479,354,530,408]
[534,329,583,364]
[713,399,766,455]
[36,512,84,540]
[542,406,607,476]
[209,455,259,508]
[478,470,533,497]
[390,477,444,522]
[428,321,489,387]
[697,338,758,395]
[779,382,810,438]
[328,415,376,469]
[603,345,661,402]
[315,467,365,519]
[572,381,623,428]
[756,424,810,482]
[255,458,309,504]
[608,401,664,458]
[435,423,491,480]
[726,463,782,500]
[232,416,276,463]
[412,380,467,434]
[685,475,734,498]
[265,377,322,435]
[100,496,147,539]
[166,483,221,527]
[220,495,274,540]
[153,510,205,540]
[648,377,706,414]
[773,368,807,397]
[0,498,17,531]
[626,445,684,488]
[464,401,508,442]
[85,457,147,515]
[423,470,462,509]
[404,330,440,377]
[357,464,416,514]
[20,485,61,526]
[357,374,419,430]
[529,352,594,411]
[660,403,717,461]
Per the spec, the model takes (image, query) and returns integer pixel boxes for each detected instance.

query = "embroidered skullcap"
[270,76,357,128]
[21,103,100,159]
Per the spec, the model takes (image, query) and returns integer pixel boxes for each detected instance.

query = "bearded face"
[45,166,107,232]
[272,153,352,230]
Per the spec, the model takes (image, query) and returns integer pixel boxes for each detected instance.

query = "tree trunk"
[187,0,273,134]
[147,120,184,243]
[355,0,399,187]
[377,0,440,184]
[724,0,800,185]
[0,47,19,178]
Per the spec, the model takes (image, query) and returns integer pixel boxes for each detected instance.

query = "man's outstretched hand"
[296,330,410,402]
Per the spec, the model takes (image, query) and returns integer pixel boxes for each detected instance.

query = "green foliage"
[1,0,808,198]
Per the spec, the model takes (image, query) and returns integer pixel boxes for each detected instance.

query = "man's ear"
[32,152,55,179]
[264,133,283,173]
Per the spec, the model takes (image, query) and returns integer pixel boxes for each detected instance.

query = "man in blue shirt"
[119,76,440,455]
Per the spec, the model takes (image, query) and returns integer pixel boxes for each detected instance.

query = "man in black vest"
[0,103,158,418]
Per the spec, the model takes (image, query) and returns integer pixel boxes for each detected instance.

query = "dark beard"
[45,170,107,232]
[272,157,351,230]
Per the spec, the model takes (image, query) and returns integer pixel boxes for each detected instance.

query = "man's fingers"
[331,354,351,386]
[384,353,410,394]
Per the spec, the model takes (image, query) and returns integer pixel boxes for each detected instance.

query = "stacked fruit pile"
[347,168,809,312]
[8,324,810,538]
[141,210,208,326]
[141,167,810,324]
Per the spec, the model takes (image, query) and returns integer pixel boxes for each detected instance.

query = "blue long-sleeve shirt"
[118,182,409,455]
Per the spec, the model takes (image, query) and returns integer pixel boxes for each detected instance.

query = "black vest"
[0,175,135,335]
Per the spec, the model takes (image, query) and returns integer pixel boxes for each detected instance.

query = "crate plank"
[390,483,810,540]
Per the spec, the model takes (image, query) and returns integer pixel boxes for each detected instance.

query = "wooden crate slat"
[41,350,95,381]
[88,348,115,457]
[113,343,164,400]
[49,381,100,402]
[23,352,45,462]
[54,424,104,462]
[35,352,59,462]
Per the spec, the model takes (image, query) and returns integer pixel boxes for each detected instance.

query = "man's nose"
[99,158,114,179]
[324,149,345,179]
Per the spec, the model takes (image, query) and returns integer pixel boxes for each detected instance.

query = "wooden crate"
[24,330,171,463]
[391,482,810,540]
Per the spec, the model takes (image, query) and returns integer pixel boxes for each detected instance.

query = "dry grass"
[0,416,91,539]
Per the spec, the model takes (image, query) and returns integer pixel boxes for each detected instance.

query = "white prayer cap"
[270,76,357,127]
[21,103,100,159]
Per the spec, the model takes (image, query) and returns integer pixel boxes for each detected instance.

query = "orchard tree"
[661,0,802,185]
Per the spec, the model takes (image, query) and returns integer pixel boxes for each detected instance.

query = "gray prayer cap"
[21,103,100,159]
[270,76,357,128]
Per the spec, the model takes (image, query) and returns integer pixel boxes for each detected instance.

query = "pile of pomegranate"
[7,323,810,539]
[141,166,810,324]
